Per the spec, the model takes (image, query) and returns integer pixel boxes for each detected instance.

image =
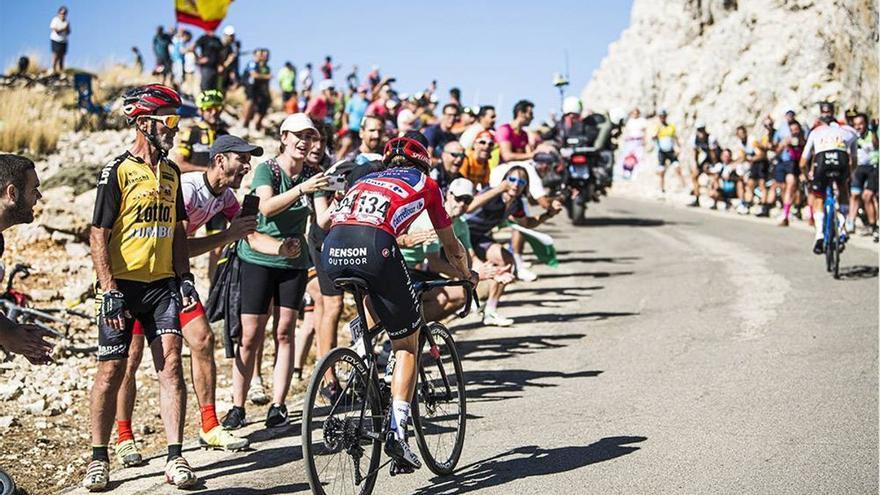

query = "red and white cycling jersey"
[330,167,451,236]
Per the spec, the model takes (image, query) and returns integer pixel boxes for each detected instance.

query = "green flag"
[508,223,558,268]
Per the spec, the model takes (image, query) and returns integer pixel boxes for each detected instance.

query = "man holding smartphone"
[113,135,301,464]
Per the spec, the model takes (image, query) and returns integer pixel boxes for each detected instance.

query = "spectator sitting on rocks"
[708,148,743,210]
[0,155,53,365]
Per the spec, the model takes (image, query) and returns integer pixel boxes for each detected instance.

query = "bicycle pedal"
[389,461,415,477]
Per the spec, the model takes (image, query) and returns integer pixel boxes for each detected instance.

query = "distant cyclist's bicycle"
[301,277,477,495]
[822,182,845,279]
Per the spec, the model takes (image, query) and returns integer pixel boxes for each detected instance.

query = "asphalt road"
[62,196,879,495]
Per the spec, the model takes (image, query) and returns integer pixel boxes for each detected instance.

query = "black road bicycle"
[302,277,476,495]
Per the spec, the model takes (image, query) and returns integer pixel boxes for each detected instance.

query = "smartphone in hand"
[242,194,260,216]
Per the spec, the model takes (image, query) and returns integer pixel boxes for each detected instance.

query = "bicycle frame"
[823,184,836,250]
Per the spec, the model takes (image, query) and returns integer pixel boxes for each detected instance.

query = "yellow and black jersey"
[177,121,228,167]
[92,152,187,283]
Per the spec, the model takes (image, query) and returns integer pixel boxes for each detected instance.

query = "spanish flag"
[175,0,232,31]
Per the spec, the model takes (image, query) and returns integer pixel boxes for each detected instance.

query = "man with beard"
[0,155,54,365]
[84,84,197,490]
[348,114,386,164]
[113,136,278,469]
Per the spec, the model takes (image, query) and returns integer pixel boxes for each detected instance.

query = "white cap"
[562,96,582,115]
[397,108,418,130]
[280,113,317,134]
[223,25,235,36]
[318,79,335,92]
[448,178,475,198]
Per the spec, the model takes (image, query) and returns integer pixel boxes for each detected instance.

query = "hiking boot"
[221,406,246,430]
[164,456,198,488]
[82,460,109,492]
[265,403,289,428]
[199,425,249,451]
[115,439,143,467]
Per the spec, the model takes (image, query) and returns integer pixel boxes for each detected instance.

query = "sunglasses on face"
[506,176,527,187]
[476,140,493,146]
[143,114,180,129]
[454,195,473,205]
[447,152,466,159]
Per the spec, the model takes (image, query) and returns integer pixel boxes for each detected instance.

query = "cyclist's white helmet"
[563,96,582,116]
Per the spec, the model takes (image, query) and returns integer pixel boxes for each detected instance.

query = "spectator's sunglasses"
[143,114,180,129]
[453,195,473,205]
[476,139,494,146]
[447,151,466,159]
[506,176,527,187]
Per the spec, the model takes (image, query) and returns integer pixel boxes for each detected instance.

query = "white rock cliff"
[583,0,879,138]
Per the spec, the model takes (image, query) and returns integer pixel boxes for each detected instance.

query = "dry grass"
[0,87,74,155]
[4,52,46,75]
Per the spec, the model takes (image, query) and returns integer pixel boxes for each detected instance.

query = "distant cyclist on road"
[799,114,858,254]
[322,132,476,473]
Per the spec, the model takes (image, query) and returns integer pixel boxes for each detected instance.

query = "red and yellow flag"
[175,0,232,31]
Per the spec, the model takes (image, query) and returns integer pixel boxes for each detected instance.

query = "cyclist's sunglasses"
[506,176,527,187]
[143,114,180,129]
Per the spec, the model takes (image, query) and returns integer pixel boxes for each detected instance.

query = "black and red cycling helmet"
[383,131,431,172]
[121,84,181,124]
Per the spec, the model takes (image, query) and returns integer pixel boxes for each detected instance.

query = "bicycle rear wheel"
[412,322,466,475]
[833,240,841,279]
[824,211,835,273]
[302,347,382,495]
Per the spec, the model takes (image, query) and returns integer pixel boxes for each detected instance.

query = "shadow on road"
[196,483,310,494]
[413,437,647,494]
[198,441,303,485]
[836,265,879,280]
[502,285,603,297]
[513,311,638,325]
[536,270,635,280]
[576,216,671,227]
[464,368,602,403]
[554,255,641,264]
[458,333,586,363]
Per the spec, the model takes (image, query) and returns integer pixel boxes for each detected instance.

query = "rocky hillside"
[582,0,879,137]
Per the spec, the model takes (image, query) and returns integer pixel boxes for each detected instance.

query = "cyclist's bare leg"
[390,330,420,416]
[233,313,269,408]
[181,315,216,409]
[271,307,299,405]
[149,334,186,445]
[90,359,126,447]
[116,334,145,425]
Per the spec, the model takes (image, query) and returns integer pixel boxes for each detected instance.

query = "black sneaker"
[812,238,824,255]
[222,406,246,430]
[265,403,289,428]
[755,205,770,217]
[383,431,421,471]
[687,198,700,207]
[874,226,879,243]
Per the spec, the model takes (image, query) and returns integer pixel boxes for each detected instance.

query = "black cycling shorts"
[811,150,849,195]
[322,224,422,340]
[851,165,878,194]
[657,150,678,169]
[239,259,308,314]
[95,278,182,361]
[749,159,770,181]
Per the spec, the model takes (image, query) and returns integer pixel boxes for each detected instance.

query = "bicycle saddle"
[334,277,369,292]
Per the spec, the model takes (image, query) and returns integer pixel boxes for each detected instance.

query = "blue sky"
[0,0,632,120]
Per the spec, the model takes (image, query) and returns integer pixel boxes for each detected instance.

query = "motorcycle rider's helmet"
[562,96,582,116]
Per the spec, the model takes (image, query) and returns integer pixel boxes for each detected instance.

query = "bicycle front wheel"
[412,322,466,475]
[302,347,382,495]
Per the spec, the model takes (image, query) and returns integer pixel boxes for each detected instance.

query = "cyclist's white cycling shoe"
[165,456,198,488]
[82,460,109,491]
[115,439,144,467]
[384,432,421,473]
